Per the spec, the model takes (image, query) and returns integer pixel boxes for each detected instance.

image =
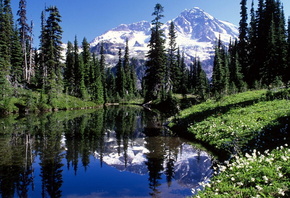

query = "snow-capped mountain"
[90,7,239,77]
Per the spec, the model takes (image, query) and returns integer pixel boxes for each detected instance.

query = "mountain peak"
[90,7,239,78]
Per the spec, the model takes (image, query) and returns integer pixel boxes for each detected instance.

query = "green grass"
[195,145,290,198]
[169,89,267,122]
[0,88,98,114]
[189,99,290,150]
[168,89,290,197]
[169,89,290,152]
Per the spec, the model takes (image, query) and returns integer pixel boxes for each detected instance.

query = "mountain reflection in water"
[0,106,213,198]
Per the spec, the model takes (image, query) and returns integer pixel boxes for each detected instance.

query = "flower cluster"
[195,144,290,197]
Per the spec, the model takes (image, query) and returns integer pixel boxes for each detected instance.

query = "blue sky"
[11,0,290,47]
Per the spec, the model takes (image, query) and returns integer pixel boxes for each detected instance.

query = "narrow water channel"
[0,106,213,198]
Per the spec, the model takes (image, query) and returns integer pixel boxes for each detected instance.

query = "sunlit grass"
[195,145,290,197]
[189,99,290,150]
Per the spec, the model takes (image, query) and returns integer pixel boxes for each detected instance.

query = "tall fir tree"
[286,17,290,85]
[10,26,23,85]
[228,40,244,93]
[238,0,249,84]
[0,0,14,73]
[39,6,63,99]
[81,37,91,88]
[92,53,104,104]
[167,21,178,93]
[212,38,229,97]
[116,48,126,98]
[17,0,30,83]
[195,58,209,99]
[144,3,167,102]
[64,41,75,95]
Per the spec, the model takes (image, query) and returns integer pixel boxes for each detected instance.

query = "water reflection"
[0,107,212,198]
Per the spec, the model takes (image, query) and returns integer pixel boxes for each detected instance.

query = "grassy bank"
[0,88,98,114]
[168,89,290,197]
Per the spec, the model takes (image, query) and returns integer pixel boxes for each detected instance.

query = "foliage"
[195,145,290,198]
[188,99,290,151]
[144,3,167,102]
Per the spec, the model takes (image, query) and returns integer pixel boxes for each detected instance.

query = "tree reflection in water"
[0,107,213,198]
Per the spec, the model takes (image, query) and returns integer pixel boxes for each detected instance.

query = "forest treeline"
[211,0,290,99]
[1,0,290,114]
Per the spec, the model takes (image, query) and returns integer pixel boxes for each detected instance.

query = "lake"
[0,106,213,198]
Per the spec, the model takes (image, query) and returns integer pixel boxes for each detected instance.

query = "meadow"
[169,88,290,197]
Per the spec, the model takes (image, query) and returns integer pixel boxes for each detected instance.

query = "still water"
[0,106,213,198]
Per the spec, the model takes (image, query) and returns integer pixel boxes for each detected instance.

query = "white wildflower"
[278,188,285,196]
[262,175,269,183]
[256,185,263,191]
[278,173,283,178]
[281,155,287,161]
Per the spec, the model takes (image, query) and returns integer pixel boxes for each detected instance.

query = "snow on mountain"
[90,7,239,77]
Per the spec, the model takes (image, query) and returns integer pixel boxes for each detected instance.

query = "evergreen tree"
[92,53,104,104]
[238,0,249,81]
[248,0,258,87]
[212,38,229,97]
[105,69,116,102]
[73,36,87,99]
[129,60,137,96]
[17,0,30,83]
[81,37,91,88]
[99,42,107,101]
[123,39,131,95]
[179,52,189,95]
[172,47,182,93]
[0,0,14,74]
[40,6,63,97]
[189,57,198,93]
[10,26,23,85]
[64,41,75,95]
[228,40,244,93]
[116,48,125,98]
[195,58,209,99]
[144,3,167,102]
[286,17,290,85]
[167,21,178,93]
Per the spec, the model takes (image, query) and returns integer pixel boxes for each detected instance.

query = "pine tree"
[286,17,290,85]
[10,26,23,85]
[123,39,131,96]
[99,42,107,101]
[129,61,137,97]
[228,40,244,93]
[189,58,198,93]
[116,48,125,98]
[64,41,75,95]
[172,47,182,93]
[167,21,177,93]
[81,37,91,88]
[105,69,116,102]
[0,0,14,74]
[212,38,229,97]
[40,6,63,96]
[248,0,258,87]
[196,58,209,99]
[238,0,249,81]
[92,53,104,104]
[179,52,188,95]
[144,3,167,102]
[17,0,30,83]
